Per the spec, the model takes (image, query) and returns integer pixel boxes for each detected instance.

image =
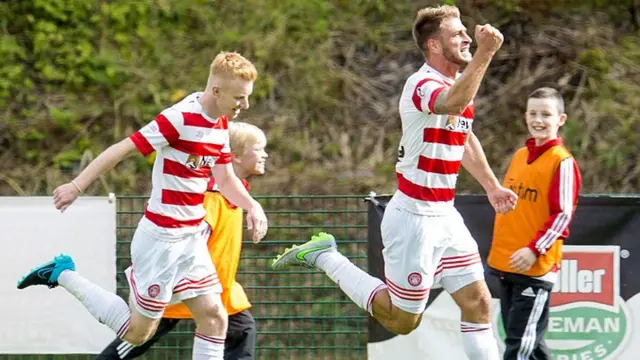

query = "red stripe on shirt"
[156,114,181,144]
[428,87,445,113]
[423,128,467,146]
[130,132,154,156]
[163,158,210,179]
[215,152,232,165]
[171,140,226,157]
[161,189,204,206]
[460,104,475,119]
[396,172,455,202]
[183,113,227,129]
[417,155,461,175]
[144,208,204,228]
[412,78,446,112]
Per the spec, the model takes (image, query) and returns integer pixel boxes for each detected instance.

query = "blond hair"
[210,51,258,81]
[412,5,460,53]
[229,121,266,156]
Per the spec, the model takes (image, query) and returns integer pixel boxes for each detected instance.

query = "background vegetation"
[1,1,638,358]
[1,0,639,197]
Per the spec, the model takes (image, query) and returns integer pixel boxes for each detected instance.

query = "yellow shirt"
[164,191,251,318]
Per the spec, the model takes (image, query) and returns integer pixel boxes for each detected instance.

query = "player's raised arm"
[431,24,504,115]
[53,107,183,212]
[53,138,137,212]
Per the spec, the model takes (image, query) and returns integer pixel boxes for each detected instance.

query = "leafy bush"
[1,0,638,195]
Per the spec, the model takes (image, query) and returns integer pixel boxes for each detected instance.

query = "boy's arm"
[527,157,582,256]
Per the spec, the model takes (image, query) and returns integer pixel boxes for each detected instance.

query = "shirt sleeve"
[411,76,448,114]
[215,128,232,165]
[528,157,582,256]
[129,108,182,156]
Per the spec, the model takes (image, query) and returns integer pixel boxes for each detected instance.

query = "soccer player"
[17,52,268,360]
[97,121,268,360]
[488,87,582,360]
[272,5,517,360]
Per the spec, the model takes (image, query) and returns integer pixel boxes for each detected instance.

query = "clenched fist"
[475,24,504,55]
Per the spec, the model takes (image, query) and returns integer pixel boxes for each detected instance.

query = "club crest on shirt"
[445,115,471,132]
[445,115,457,130]
[185,155,218,169]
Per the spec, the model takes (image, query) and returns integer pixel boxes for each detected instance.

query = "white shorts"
[125,224,222,319]
[380,200,484,314]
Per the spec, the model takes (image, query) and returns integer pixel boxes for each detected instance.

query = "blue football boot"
[17,254,76,289]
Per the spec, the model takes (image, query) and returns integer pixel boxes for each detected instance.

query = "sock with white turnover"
[58,270,131,338]
[460,322,500,360]
[193,333,225,360]
[315,251,386,314]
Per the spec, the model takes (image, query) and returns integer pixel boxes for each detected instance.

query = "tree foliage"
[1,0,638,196]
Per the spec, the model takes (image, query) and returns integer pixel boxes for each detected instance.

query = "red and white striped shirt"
[392,64,474,215]
[130,92,232,238]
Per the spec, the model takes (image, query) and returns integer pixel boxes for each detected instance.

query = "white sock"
[460,322,500,360]
[58,270,131,338]
[193,333,225,359]
[316,251,386,314]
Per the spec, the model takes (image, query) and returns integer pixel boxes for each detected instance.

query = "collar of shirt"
[525,137,563,164]
[191,92,225,123]
[421,63,459,84]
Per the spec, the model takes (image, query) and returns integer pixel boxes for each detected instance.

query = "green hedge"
[1,0,638,195]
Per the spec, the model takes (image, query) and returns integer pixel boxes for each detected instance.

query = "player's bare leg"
[272,233,424,335]
[124,297,162,345]
[184,293,228,360]
[450,280,500,360]
[369,290,424,334]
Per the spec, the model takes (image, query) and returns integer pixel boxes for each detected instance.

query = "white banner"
[368,246,640,360]
[0,196,118,354]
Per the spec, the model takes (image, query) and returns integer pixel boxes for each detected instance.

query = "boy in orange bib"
[488,88,582,360]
